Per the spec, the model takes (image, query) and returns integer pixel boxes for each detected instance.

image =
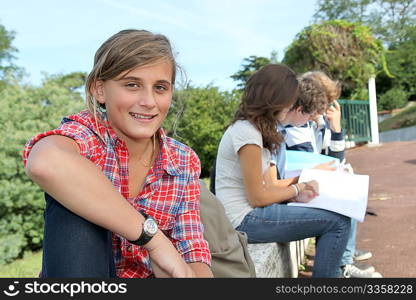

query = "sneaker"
[342,264,382,278]
[354,249,372,261]
[370,272,383,278]
[352,262,375,273]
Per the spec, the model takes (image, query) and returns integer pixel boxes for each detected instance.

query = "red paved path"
[346,141,416,278]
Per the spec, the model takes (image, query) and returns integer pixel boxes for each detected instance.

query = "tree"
[0,23,19,89]
[376,25,416,96]
[313,0,416,46]
[0,73,85,264]
[283,20,390,99]
[385,26,416,96]
[230,53,278,89]
[42,71,87,93]
[314,0,373,22]
[314,1,416,106]
[164,86,240,177]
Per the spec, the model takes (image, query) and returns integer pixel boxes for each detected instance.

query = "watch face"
[143,218,158,236]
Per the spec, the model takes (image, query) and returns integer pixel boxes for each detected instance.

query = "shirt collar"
[65,110,183,176]
[64,110,119,145]
[158,128,183,176]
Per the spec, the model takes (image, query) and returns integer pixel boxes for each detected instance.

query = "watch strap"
[128,212,153,246]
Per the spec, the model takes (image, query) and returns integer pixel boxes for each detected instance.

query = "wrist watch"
[128,212,158,246]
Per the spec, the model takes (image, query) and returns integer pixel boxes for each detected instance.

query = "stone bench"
[201,178,310,277]
[247,239,309,277]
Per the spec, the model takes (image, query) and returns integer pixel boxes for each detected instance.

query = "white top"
[215,120,271,228]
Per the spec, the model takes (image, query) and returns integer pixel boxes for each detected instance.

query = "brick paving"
[346,141,416,278]
[299,141,416,278]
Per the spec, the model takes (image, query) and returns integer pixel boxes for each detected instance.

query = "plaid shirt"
[23,110,211,278]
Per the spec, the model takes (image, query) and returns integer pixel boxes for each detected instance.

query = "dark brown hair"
[232,64,299,152]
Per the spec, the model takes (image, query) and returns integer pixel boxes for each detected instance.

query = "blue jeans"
[236,203,350,278]
[41,193,116,277]
[340,219,357,266]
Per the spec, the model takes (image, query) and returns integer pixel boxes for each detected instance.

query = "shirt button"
[126,245,132,252]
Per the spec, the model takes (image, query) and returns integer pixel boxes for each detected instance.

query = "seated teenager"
[23,29,212,278]
[214,64,350,278]
[284,71,381,278]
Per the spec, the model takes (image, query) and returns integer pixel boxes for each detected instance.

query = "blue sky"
[1,0,318,91]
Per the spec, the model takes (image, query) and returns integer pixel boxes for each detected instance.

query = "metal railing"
[338,99,372,143]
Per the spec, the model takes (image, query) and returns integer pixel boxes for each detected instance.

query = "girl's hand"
[295,180,319,203]
[150,258,195,278]
[145,231,196,278]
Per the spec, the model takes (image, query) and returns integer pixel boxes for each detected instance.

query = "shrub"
[377,88,409,111]
[0,74,85,263]
[164,86,240,177]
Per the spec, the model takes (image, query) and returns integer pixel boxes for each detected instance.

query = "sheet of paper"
[288,168,369,222]
[285,169,302,179]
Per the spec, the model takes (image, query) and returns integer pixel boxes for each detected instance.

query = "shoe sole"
[345,269,382,278]
[354,252,373,261]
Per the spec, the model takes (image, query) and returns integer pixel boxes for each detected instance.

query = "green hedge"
[377,88,409,111]
[0,75,84,264]
[164,86,240,177]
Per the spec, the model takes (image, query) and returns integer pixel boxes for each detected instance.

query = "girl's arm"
[188,262,213,277]
[239,144,317,208]
[25,135,194,278]
[264,163,298,187]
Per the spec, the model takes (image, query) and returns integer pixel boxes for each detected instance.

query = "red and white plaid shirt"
[23,110,211,278]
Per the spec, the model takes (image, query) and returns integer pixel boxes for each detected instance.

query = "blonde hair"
[300,71,341,105]
[85,29,178,120]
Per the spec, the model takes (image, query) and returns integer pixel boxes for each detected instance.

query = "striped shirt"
[285,116,345,161]
[22,110,211,278]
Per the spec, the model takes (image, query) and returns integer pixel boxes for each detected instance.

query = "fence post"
[368,77,380,145]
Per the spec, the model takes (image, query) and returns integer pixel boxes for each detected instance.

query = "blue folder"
[286,150,340,171]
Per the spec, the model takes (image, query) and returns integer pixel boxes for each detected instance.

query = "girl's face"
[276,106,292,123]
[94,61,173,144]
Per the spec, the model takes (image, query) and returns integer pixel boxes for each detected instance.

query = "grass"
[379,103,416,132]
[0,251,42,278]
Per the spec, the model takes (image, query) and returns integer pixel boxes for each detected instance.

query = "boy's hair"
[299,71,341,110]
[293,76,329,115]
[232,64,298,152]
[85,29,178,118]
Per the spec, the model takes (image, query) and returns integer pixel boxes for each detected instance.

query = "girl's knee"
[336,215,351,235]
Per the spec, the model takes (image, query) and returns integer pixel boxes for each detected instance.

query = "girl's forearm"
[251,184,298,207]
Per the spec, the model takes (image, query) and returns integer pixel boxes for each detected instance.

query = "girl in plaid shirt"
[23,30,212,278]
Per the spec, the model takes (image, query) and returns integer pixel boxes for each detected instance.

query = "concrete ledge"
[247,239,309,278]
[380,125,416,143]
